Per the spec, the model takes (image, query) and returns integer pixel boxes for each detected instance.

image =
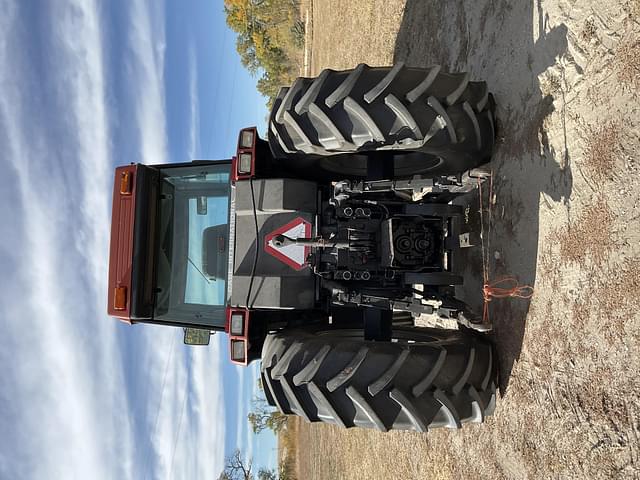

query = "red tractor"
[108,63,497,432]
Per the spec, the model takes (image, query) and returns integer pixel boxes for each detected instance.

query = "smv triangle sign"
[264,217,311,270]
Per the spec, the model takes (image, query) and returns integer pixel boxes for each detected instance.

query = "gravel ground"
[293,0,640,479]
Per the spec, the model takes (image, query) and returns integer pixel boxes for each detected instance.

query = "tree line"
[224,0,304,107]
[218,379,293,480]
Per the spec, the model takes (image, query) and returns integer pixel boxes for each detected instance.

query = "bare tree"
[218,449,252,480]
[218,449,287,480]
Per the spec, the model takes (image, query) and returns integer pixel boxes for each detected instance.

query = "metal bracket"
[459,232,472,248]
[331,169,491,206]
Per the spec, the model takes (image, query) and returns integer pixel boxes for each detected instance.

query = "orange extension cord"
[477,174,534,324]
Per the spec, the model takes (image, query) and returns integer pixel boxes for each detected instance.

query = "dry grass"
[540,71,563,95]
[595,257,640,319]
[556,199,616,267]
[628,0,640,19]
[295,417,456,480]
[278,419,299,478]
[615,35,640,88]
[538,242,562,289]
[583,122,622,183]
[303,0,405,73]
[571,296,594,329]
[581,17,598,41]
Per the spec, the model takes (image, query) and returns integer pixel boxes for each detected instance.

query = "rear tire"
[260,326,497,432]
[268,63,496,180]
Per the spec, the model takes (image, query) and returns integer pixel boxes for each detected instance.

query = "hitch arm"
[272,234,350,249]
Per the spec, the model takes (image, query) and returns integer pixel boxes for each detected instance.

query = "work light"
[231,339,246,362]
[240,130,254,148]
[230,312,245,336]
[238,153,252,174]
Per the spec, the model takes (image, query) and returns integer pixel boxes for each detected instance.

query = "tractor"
[107,63,498,432]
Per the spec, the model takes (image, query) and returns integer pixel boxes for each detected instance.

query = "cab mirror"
[183,328,212,346]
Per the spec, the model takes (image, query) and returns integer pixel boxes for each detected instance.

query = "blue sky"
[0,1,274,478]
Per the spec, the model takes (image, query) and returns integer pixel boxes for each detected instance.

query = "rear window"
[154,164,231,328]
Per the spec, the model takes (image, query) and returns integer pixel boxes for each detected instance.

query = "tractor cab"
[107,129,262,339]
[107,160,232,329]
[108,127,322,364]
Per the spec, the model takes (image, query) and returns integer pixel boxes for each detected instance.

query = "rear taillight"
[233,127,257,181]
[237,153,252,175]
[230,311,245,336]
[240,130,255,148]
[226,307,250,365]
[230,339,247,363]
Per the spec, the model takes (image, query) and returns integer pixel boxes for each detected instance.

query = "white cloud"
[141,332,225,480]
[126,0,168,165]
[188,42,201,161]
[235,365,247,455]
[0,1,224,479]
[0,0,132,477]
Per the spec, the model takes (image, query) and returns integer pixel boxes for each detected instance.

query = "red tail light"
[233,127,257,182]
[230,339,247,363]
[226,307,250,366]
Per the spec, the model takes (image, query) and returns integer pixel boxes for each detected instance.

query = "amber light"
[113,286,127,310]
[120,171,132,195]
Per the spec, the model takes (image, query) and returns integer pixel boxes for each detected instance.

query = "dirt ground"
[292,0,640,479]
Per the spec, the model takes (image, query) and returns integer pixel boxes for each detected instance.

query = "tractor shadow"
[393,0,573,393]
